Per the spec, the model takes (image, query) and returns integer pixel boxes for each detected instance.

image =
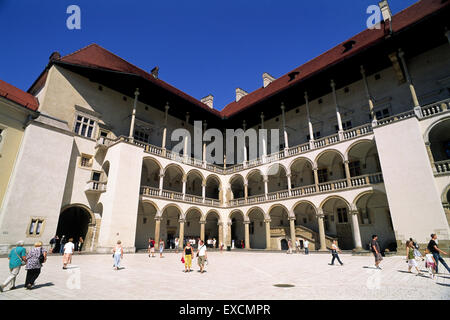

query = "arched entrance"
[205,211,220,247]
[230,211,245,249]
[135,201,158,250]
[248,208,266,249]
[56,205,94,252]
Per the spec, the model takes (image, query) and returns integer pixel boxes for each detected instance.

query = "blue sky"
[0,0,417,110]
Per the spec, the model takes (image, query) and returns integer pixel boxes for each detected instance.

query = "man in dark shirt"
[371,235,383,269]
[427,234,450,274]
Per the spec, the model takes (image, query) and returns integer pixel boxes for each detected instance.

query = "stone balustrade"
[420,98,449,117]
[85,181,107,193]
[434,160,450,174]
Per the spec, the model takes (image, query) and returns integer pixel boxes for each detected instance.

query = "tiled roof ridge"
[0,79,39,111]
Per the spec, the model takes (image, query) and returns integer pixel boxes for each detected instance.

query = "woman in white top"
[62,238,75,269]
[174,238,179,254]
[329,240,344,266]
[112,240,123,270]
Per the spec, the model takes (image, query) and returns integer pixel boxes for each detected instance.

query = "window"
[143,217,147,224]
[80,154,93,168]
[318,169,328,183]
[349,161,361,177]
[28,218,45,236]
[74,115,96,138]
[335,121,352,132]
[374,108,390,120]
[337,208,348,223]
[92,171,101,181]
[99,130,108,138]
[360,209,371,225]
[306,131,321,140]
[134,129,150,144]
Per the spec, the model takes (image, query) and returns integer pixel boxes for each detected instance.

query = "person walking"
[49,236,56,252]
[24,242,47,290]
[220,242,224,253]
[62,238,74,269]
[0,241,27,292]
[329,240,344,266]
[54,235,60,254]
[112,240,123,270]
[370,235,383,270]
[59,235,66,255]
[175,237,179,254]
[295,239,300,253]
[304,239,309,255]
[148,238,155,257]
[287,239,292,254]
[183,241,193,272]
[409,238,423,261]
[406,240,422,275]
[77,237,84,253]
[427,234,450,274]
[197,240,208,273]
[424,248,437,279]
[213,238,217,249]
[159,239,164,258]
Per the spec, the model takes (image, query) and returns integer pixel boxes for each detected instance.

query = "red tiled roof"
[57,43,222,117]
[0,79,39,111]
[220,0,449,117]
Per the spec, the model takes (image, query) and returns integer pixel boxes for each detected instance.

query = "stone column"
[200,220,205,242]
[226,222,232,247]
[344,160,352,187]
[128,88,140,141]
[289,216,296,245]
[263,175,269,200]
[158,171,164,196]
[202,121,207,168]
[261,112,267,161]
[154,217,161,249]
[243,120,248,167]
[313,166,319,192]
[331,80,344,139]
[202,180,206,203]
[281,102,289,151]
[244,221,250,249]
[179,219,185,248]
[287,173,292,196]
[265,219,271,250]
[398,49,421,113]
[349,208,363,250]
[317,209,327,251]
[218,222,224,247]
[244,183,248,202]
[161,103,169,154]
[305,92,315,149]
[182,175,187,200]
[360,65,377,124]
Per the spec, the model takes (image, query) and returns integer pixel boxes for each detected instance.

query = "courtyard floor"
[0,251,449,300]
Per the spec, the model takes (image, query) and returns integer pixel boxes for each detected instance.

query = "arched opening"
[185,208,202,247]
[248,208,266,249]
[290,158,314,188]
[347,141,381,176]
[229,175,245,199]
[141,158,160,188]
[205,211,220,248]
[268,205,290,250]
[247,170,264,197]
[293,202,318,232]
[205,175,220,199]
[163,165,184,192]
[428,118,450,161]
[56,205,93,252]
[267,164,288,193]
[230,211,245,249]
[321,197,353,250]
[135,201,157,250]
[160,205,182,248]
[186,170,203,197]
[316,150,345,183]
[355,192,396,252]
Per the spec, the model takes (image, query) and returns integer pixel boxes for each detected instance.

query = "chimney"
[263,72,275,88]
[49,51,61,62]
[235,88,248,102]
[151,66,159,79]
[378,0,393,33]
[201,94,214,109]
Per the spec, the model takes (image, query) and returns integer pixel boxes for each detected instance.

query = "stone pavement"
[0,251,449,300]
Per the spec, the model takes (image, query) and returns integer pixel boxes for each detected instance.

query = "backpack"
[368,241,374,251]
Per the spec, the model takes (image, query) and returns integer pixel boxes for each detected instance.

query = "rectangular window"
[28,218,45,236]
[134,129,150,144]
[80,154,93,168]
[349,161,361,177]
[337,208,348,223]
[306,131,321,140]
[374,108,390,120]
[92,171,101,181]
[74,115,96,138]
[335,121,352,132]
[318,169,328,183]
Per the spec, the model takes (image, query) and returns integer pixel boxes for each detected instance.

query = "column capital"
[360,65,366,76]
[134,88,140,96]
[202,181,206,187]
[288,216,296,221]
[280,102,285,111]
[165,102,170,111]
[263,176,269,183]
[260,112,265,120]
[178,218,186,223]
[199,220,206,225]
[264,219,271,223]
[243,220,251,225]
[398,48,405,58]
[316,208,324,218]
[330,79,336,89]
[182,175,187,183]
[304,91,309,100]
[349,210,359,216]
[159,173,165,178]
[155,216,162,221]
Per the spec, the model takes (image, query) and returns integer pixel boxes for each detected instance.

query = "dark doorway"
[56,206,91,244]
[281,239,288,250]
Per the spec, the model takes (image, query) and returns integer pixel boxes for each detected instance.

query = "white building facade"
[0,0,449,255]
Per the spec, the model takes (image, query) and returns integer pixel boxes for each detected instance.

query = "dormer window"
[343,40,356,53]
